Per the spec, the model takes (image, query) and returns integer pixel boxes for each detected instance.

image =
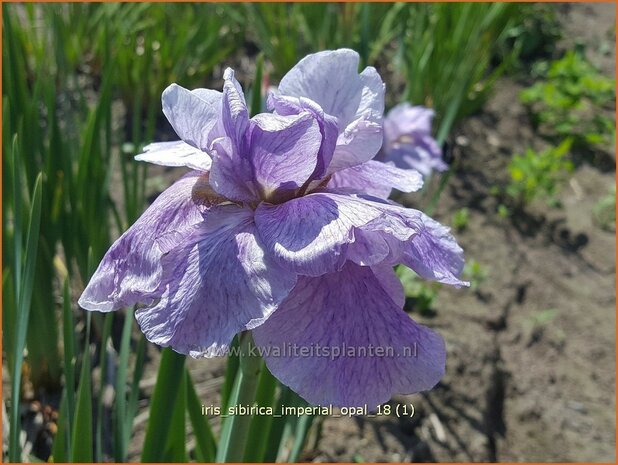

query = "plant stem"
[216,332,262,463]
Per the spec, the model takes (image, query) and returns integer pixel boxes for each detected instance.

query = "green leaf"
[50,391,69,463]
[141,348,186,462]
[124,334,147,449]
[114,310,134,461]
[162,369,187,462]
[186,371,217,462]
[243,363,278,462]
[9,173,43,462]
[216,333,263,463]
[71,314,93,462]
[220,335,240,412]
[263,386,295,462]
[95,312,114,462]
[61,279,76,452]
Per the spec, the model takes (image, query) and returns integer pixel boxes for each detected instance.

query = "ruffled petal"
[220,68,250,152]
[78,172,208,311]
[327,160,423,198]
[278,49,363,126]
[135,206,297,358]
[254,192,387,276]
[209,112,324,203]
[328,118,384,174]
[357,67,386,124]
[135,141,211,172]
[277,50,385,175]
[383,104,446,177]
[253,262,446,408]
[248,112,321,200]
[254,191,468,286]
[267,93,338,180]
[161,84,222,151]
[209,136,260,202]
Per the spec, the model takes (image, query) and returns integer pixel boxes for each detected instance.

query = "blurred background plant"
[2,2,614,463]
[506,138,575,207]
[520,50,616,151]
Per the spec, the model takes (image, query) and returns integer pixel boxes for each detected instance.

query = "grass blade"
[61,279,76,452]
[114,310,133,461]
[9,173,43,462]
[71,313,93,462]
[186,371,216,462]
[162,370,187,462]
[141,348,186,462]
[243,363,278,462]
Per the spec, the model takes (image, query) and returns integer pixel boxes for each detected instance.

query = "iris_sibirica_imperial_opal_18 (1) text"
[79,49,469,409]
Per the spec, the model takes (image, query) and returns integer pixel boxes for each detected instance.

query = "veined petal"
[78,172,208,312]
[253,262,446,408]
[221,68,249,152]
[209,136,260,202]
[327,160,424,198]
[248,112,321,200]
[278,49,363,126]
[134,206,297,358]
[254,192,387,276]
[135,141,211,172]
[327,118,383,174]
[267,93,338,179]
[162,84,222,151]
[255,191,468,286]
[277,50,385,176]
[357,66,386,124]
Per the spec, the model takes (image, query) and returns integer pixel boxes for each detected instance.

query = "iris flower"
[379,103,448,178]
[79,49,467,408]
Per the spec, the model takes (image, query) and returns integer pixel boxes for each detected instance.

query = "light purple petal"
[384,103,435,138]
[254,192,388,276]
[162,84,222,151]
[278,49,363,126]
[357,66,386,124]
[253,262,446,408]
[135,141,211,172]
[267,93,338,179]
[135,206,297,358]
[278,50,385,175]
[327,118,384,174]
[385,139,447,177]
[220,68,250,152]
[382,103,446,177]
[255,191,468,286]
[209,112,324,203]
[372,264,406,308]
[327,160,423,198]
[398,211,467,286]
[78,172,208,312]
[209,136,259,202]
[248,112,321,200]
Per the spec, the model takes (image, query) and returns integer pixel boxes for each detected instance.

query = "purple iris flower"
[379,103,448,178]
[79,49,467,408]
